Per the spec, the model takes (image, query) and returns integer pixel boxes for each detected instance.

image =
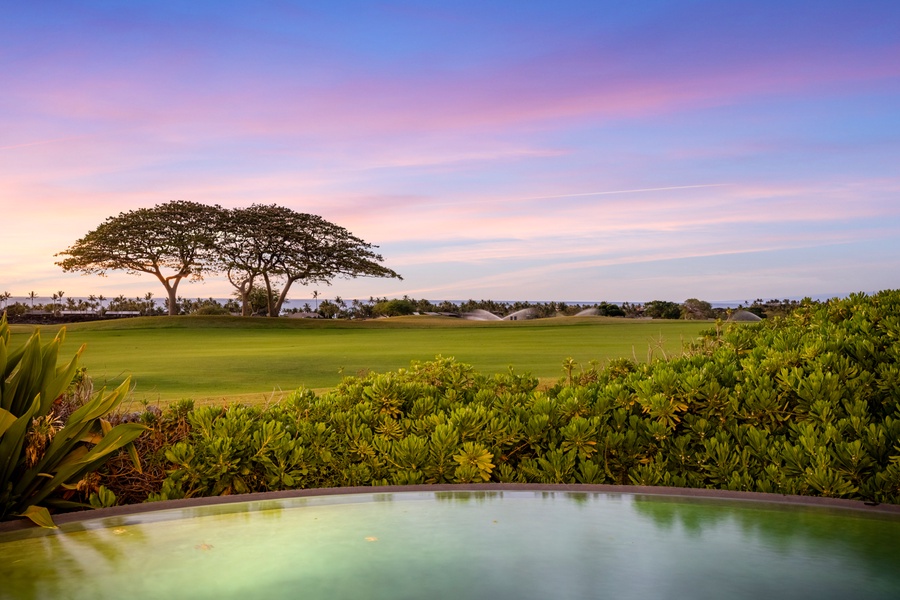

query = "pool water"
[1,490,899,599]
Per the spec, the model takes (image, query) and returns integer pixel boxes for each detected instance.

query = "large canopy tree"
[217,204,402,316]
[215,204,291,316]
[56,201,223,315]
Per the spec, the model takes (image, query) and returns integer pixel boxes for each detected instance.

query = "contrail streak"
[521,183,731,201]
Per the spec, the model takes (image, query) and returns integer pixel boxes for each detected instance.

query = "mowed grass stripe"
[9,316,711,406]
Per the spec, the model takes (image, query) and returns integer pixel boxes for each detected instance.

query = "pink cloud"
[8,29,899,148]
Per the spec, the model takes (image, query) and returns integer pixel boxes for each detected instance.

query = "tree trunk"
[241,287,252,317]
[158,274,182,316]
[273,277,298,317]
[166,285,178,316]
[262,272,278,317]
[226,270,255,317]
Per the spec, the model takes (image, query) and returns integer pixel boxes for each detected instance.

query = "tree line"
[0,288,801,321]
[53,201,402,316]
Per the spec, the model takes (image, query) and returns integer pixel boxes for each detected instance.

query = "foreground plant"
[0,313,145,527]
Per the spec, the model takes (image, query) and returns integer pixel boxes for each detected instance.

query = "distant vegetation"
[1,290,803,322]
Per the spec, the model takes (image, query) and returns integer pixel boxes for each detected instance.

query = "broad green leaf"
[18,505,57,529]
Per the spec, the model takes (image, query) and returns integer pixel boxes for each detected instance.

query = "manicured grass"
[9,316,712,407]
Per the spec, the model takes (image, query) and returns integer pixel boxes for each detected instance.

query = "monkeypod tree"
[56,201,223,315]
[269,210,403,316]
[217,204,402,317]
[215,205,290,316]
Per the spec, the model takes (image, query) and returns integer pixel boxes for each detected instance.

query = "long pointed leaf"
[0,406,16,437]
[40,344,84,416]
[17,445,90,500]
[30,423,147,507]
[40,377,130,466]
[3,333,42,415]
[28,418,97,483]
[66,378,130,424]
[76,423,148,466]
[126,442,143,474]
[0,339,8,384]
[37,335,63,415]
[18,379,127,492]
[0,396,40,488]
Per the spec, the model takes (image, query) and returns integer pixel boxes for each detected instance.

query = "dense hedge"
[105,291,900,505]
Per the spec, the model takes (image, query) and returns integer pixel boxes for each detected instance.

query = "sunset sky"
[2,1,899,305]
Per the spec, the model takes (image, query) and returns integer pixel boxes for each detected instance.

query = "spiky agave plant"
[0,312,146,527]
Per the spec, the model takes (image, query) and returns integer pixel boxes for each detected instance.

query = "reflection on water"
[1,491,898,600]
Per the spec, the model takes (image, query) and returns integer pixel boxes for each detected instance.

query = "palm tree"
[0,291,10,310]
[28,291,36,309]
[312,290,319,310]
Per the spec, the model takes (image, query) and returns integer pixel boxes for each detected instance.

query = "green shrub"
[192,304,230,316]
[0,313,145,526]
[372,299,416,317]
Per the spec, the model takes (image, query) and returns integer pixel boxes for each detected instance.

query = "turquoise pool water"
[1,490,898,599]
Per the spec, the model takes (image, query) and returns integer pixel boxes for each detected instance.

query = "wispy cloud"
[518,184,732,202]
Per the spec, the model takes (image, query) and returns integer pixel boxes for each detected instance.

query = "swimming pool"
[2,485,898,599]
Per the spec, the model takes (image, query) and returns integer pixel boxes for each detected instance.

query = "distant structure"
[574,308,599,317]
[462,309,502,321]
[503,308,538,321]
[462,307,539,321]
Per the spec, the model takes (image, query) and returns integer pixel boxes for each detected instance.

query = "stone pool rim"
[2,483,899,534]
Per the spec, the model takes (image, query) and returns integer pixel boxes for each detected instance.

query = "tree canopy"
[57,201,401,316]
[56,201,221,315]
[213,204,402,316]
[643,300,682,319]
[681,298,714,320]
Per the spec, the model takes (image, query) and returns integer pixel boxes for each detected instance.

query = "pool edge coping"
[3,483,899,533]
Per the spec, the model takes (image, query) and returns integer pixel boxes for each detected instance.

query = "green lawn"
[9,315,712,407]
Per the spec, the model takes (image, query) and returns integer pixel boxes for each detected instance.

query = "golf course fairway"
[9,316,712,407]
